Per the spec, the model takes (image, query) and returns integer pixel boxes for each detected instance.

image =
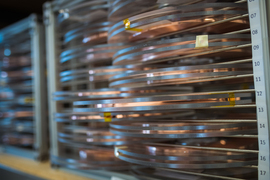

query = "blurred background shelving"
[0,0,269,180]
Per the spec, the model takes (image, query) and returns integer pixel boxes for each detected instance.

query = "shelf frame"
[0,14,48,161]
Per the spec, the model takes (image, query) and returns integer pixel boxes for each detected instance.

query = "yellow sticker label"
[123,18,142,32]
[211,92,235,108]
[228,93,236,106]
[104,112,112,122]
[24,97,34,103]
[195,35,209,49]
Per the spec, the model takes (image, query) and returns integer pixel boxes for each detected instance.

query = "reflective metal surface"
[115,138,258,169]
[0,19,34,148]
[50,0,258,179]
[106,0,257,178]
[53,0,136,170]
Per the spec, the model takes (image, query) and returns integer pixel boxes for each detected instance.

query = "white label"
[248,0,270,179]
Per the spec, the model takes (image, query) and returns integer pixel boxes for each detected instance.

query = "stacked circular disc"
[69,0,258,179]
[0,24,34,147]
[54,0,186,170]
[109,62,253,88]
[54,0,123,170]
[115,139,258,169]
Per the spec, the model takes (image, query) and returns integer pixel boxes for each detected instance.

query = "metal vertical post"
[30,14,49,161]
[44,2,60,158]
[248,0,270,179]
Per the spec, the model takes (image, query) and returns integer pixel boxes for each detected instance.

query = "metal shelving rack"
[45,0,270,179]
[43,1,137,179]
[0,15,48,161]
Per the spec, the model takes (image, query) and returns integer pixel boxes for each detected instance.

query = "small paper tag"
[104,112,112,122]
[228,93,236,106]
[195,35,209,49]
[24,97,34,103]
[123,18,142,32]
[210,92,236,108]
